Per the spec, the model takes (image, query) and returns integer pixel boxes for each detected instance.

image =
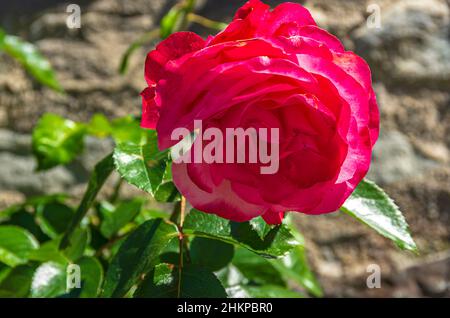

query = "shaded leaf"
[232,248,285,286]
[32,113,86,170]
[0,226,39,267]
[102,219,179,297]
[135,264,227,298]
[184,210,299,258]
[341,179,417,252]
[0,264,37,297]
[190,237,234,271]
[60,153,114,249]
[99,199,143,239]
[36,202,74,238]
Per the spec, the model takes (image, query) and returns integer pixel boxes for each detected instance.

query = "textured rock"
[353,0,450,88]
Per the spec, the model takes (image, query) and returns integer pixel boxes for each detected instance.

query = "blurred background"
[0,0,449,297]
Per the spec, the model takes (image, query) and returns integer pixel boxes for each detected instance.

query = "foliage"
[0,28,62,92]
[0,0,417,299]
[0,112,418,298]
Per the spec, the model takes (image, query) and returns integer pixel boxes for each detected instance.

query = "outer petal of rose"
[261,210,285,225]
[172,162,265,222]
[332,52,380,144]
[144,32,205,85]
[141,86,159,129]
[208,0,269,45]
[259,2,316,36]
[296,25,344,52]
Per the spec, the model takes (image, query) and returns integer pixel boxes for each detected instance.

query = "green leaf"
[232,248,285,286]
[29,240,68,264]
[113,130,169,196]
[0,264,37,297]
[62,227,89,261]
[99,199,143,239]
[6,210,48,242]
[160,6,184,39]
[1,193,68,219]
[0,226,39,267]
[110,116,143,145]
[227,285,302,298]
[87,114,112,138]
[271,247,323,297]
[31,262,66,298]
[154,163,180,202]
[77,256,103,298]
[341,179,418,253]
[36,202,74,238]
[249,217,273,240]
[135,264,227,298]
[60,153,114,249]
[190,237,234,271]
[102,219,179,297]
[0,28,62,92]
[32,113,86,170]
[183,210,299,258]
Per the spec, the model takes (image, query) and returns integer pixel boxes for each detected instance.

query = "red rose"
[141,0,379,224]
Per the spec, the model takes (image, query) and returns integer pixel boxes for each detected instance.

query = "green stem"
[187,13,227,31]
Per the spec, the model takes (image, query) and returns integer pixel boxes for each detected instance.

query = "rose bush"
[141,0,379,224]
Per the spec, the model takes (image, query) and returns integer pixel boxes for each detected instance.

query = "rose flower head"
[141,0,379,224]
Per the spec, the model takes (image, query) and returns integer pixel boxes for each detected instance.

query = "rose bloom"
[141,0,379,224]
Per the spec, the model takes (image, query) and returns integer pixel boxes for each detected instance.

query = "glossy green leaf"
[0,226,39,267]
[190,237,234,271]
[99,199,143,239]
[78,256,103,298]
[0,264,37,297]
[32,113,86,170]
[30,262,66,298]
[232,248,285,286]
[135,264,227,298]
[183,210,299,258]
[60,153,114,249]
[341,179,418,252]
[271,247,323,297]
[227,285,302,298]
[102,219,179,297]
[249,217,273,240]
[0,28,62,92]
[113,130,169,196]
[36,202,74,238]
